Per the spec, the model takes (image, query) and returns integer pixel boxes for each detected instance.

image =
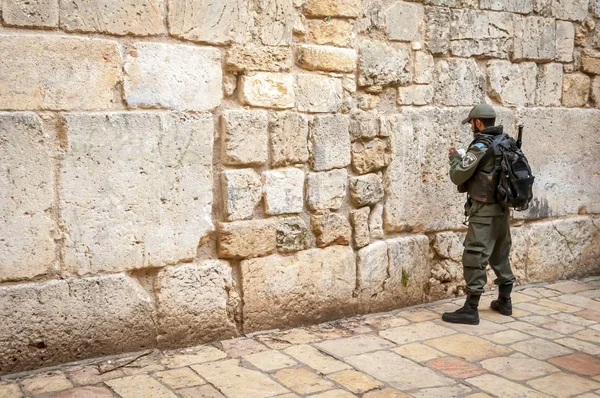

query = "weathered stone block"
[307,169,348,211]
[397,85,434,105]
[488,61,538,106]
[270,112,310,167]
[551,0,589,21]
[222,169,262,221]
[255,0,294,46]
[514,16,556,61]
[356,241,389,299]
[60,0,164,35]
[0,113,55,282]
[562,73,590,107]
[351,138,392,174]
[263,168,305,215]
[221,110,269,166]
[311,212,352,247]
[304,0,361,17]
[0,274,157,374]
[349,112,380,142]
[306,19,353,47]
[434,58,485,106]
[218,219,277,259]
[592,0,600,16]
[296,45,357,73]
[225,45,293,72]
[350,174,385,207]
[241,245,356,331]
[155,261,238,348]
[592,76,600,107]
[582,50,600,74]
[297,74,342,113]
[239,72,295,109]
[556,21,575,63]
[124,43,222,112]
[369,203,384,240]
[358,40,412,89]
[536,63,563,107]
[0,35,121,111]
[310,114,351,172]
[515,108,600,219]
[414,51,435,84]
[61,113,214,275]
[480,0,533,13]
[277,217,310,253]
[425,6,451,54]
[168,0,250,44]
[450,10,514,59]
[350,207,371,248]
[2,0,58,27]
[224,73,238,97]
[385,1,424,42]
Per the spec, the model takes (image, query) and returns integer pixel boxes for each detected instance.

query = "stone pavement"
[2,279,600,398]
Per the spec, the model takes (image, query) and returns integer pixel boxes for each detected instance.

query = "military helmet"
[461,103,497,125]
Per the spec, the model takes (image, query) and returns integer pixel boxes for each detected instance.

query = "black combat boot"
[490,283,513,315]
[442,295,480,325]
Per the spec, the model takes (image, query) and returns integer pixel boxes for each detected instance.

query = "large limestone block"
[277,217,310,253]
[514,108,600,219]
[311,212,352,247]
[556,21,575,63]
[218,219,277,259]
[154,261,238,348]
[270,112,310,167]
[351,207,371,248]
[263,168,305,215]
[385,1,424,42]
[0,113,55,282]
[397,85,435,106]
[241,246,357,331]
[562,73,590,107]
[592,76,600,107]
[60,0,165,35]
[0,35,121,111]
[124,43,222,111]
[414,51,435,84]
[536,63,563,107]
[221,110,269,166]
[306,19,353,47]
[2,0,58,27]
[582,50,600,75]
[61,113,214,275]
[349,174,385,207]
[297,74,343,113]
[356,241,389,299]
[239,72,295,109]
[304,0,361,17]
[222,169,262,221]
[425,6,451,54]
[168,0,250,44]
[254,0,294,46]
[450,10,514,59]
[310,114,351,172]
[226,45,293,72]
[358,40,412,89]
[480,0,533,13]
[0,274,157,374]
[527,217,600,283]
[296,45,357,73]
[513,16,556,61]
[434,58,485,106]
[352,138,392,174]
[488,61,538,106]
[551,0,589,21]
[307,169,348,211]
[349,112,380,141]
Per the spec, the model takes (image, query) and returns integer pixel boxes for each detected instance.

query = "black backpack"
[491,133,535,211]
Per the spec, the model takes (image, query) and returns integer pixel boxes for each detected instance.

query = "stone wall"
[1,0,599,374]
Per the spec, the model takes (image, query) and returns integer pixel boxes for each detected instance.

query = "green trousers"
[462,202,516,295]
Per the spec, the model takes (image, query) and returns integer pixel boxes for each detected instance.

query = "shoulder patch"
[462,152,478,168]
[473,142,487,149]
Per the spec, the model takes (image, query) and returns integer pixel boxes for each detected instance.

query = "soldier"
[442,103,516,325]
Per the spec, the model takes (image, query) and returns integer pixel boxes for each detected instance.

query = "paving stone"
[191,360,288,398]
[307,169,348,211]
[273,367,333,394]
[549,353,600,376]
[536,298,582,313]
[222,169,262,221]
[435,318,508,336]
[427,357,487,378]
[328,369,384,394]
[480,330,532,345]
[546,281,592,293]
[284,344,351,374]
[363,388,411,398]
[0,382,22,397]
[379,321,456,345]
[154,368,205,389]
[575,309,600,322]
[463,393,493,398]
[477,309,518,324]
[222,110,269,166]
[509,338,573,360]
[346,350,455,391]
[239,72,295,109]
[392,343,446,363]
[520,287,561,299]
[410,384,472,398]
[274,329,322,345]
[541,319,585,334]
[514,302,560,315]
[554,338,600,355]
[178,385,225,398]
[66,365,126,385]
[504,321,565,339]
[221,338,268,359]
[426,334,512,362]
[270,112,310,167]
[310,114,351,171]
[315,335,395,358]
[243,350,298,372]
[263,168,305,216]
[311,390,357,398]
[105,375,177,398]
[363,314,410,330]
[466,374,552,398]
[297,74,343,113]
[480,357,559,381]
[161,346,228,368]
[51,386,115,398]
[396,309,439,322]
[573,329,600,344]
[527,372,600,398]
[556,295,600,312]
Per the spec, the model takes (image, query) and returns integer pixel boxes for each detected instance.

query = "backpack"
[491,134,535,211]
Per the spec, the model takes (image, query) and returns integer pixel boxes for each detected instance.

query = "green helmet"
[461,103,497,125]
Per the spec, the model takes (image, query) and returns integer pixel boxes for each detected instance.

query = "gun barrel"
[517,123,524,149]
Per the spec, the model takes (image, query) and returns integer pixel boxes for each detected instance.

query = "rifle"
[517,124,524,149]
